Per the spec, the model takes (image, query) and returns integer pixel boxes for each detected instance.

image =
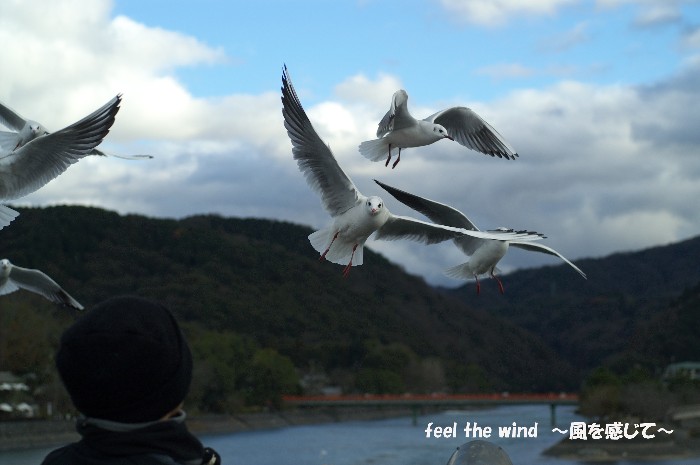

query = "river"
[3,404,698,464]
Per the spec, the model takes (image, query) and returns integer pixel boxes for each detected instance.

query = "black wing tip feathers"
[487,228,546,238]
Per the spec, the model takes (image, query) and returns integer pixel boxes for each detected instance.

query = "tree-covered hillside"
[446,235,700,372]
[0,206,576,415]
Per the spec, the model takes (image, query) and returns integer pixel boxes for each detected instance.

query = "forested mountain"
[445,235,700,372]
[1,206,577,415]
[2,205,698,414]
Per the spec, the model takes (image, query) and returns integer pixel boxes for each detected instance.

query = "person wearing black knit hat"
[41,295,221,465]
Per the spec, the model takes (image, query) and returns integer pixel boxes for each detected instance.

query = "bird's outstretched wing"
[89,148,154,160]
[375,179,477,230]
[376,214,543,245]
[8,265,84,309]
[0,95,121,200]
[424,107,517,160]
[0,100,27,132]
[376,89,413,137]
[281,66,359,217]
[510,241,587,279]
[0,205,19,231]
[375,179,485,256]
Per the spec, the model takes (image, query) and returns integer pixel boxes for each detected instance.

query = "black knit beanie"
[56,295,193,423]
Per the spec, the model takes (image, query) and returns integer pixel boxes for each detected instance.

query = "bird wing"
[89,148,154,160]
[374,179,484,255]
[0,101,27,132]
[376,89,413,137]
[376,213,543,245]
[0,131,20,152]
[0,277,20,295]
[8,265,84,309]
[281,66,360,217]
[0,205,20,230]
[509,241,587,279]
[0,95,121,200]
[424,107,518,160]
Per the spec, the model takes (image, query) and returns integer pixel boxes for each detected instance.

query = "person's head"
[55,295,192,423]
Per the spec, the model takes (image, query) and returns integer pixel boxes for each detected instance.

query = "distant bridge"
[283,393,578,426]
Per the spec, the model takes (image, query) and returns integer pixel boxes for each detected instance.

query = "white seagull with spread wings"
[0,98,152,160]
[0,259,83,310]
[359,89,518,168]
[281,67,542,277]
[0,95,124,230]
[375,180,586,294]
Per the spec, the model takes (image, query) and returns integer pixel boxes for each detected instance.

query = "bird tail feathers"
[443,263,472,280]
[444,263,502,280]
[358,138,398,162]
[308,229,363,266]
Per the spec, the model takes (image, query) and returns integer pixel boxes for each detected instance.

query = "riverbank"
[0,406,419,452]
[543,423,700,461]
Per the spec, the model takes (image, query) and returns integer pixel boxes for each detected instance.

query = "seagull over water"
[0,95,122,230]
[359,89,518,169]
[0,259,83,310]
[281,66,541,277]
[375,180,586,294]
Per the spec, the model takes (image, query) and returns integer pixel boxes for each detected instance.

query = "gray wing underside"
[425,107,518,160]
[281,66,359,217]
[509,241,587,279]
[374,179,484,255]
[8,265,84,309]
[376,214,472,245]
[0,95,121,200]
[0,100,27,132]
[376,214,543,245]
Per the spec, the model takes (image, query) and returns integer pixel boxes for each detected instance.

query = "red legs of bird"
[320,231,340,261]
[342,244,359,278]
[384,144,402,169]
[475,273,505,295]
[491,270,505,295]
[391,148,401,169]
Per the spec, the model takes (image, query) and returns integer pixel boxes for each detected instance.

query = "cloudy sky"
[2,0,699,287]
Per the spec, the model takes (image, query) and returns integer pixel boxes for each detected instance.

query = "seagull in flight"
[0,259,84,310]
[0,98,152,160]
[375,180,586,294]
[359,89,518,169]
[281,66,541,277]
[0,95,122,230]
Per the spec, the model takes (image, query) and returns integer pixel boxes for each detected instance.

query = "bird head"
[366,196,384,216]
[433,124,454,141]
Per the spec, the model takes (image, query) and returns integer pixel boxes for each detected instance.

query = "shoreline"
[543,424,700,461]
[0,406,420,452]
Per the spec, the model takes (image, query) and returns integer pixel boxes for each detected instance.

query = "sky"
[1,0,699,287]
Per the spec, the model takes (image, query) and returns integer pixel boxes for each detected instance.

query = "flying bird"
[0,98,152,160]
[281,66,541,277]
[0,259,84,310]
[359,89,518,168]
[375,179,586,294]
[0,95,122,230]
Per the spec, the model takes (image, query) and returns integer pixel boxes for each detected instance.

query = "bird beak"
[445,135,454,141]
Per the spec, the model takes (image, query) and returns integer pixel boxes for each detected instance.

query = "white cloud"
[438,0,579,26]
[4,0,700,288]
[475,63,535,79]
